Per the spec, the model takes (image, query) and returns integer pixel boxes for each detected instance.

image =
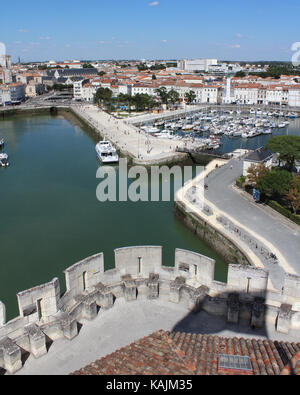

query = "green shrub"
[236,176,246,189]
[268,200,300,225]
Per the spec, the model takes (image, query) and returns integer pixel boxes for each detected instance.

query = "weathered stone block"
[192,285,209,312]
[61,315,78,340]
[122,275,137,302]
[277,304,292,334]
[148,273,159,300]
[251,298,265,328]
[169,277,186,304]
[25,324,47,359]
[94,283,114,309]
[0,337,22,374]
[83,301,98,321]
[227,293,240,324]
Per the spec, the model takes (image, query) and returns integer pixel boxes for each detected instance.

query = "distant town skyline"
[1,0,299,62]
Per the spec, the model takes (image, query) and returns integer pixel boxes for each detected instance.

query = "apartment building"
[0,82,25,105]
[177,59,218,72]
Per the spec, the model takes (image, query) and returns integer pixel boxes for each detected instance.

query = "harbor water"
[0,113,228,320]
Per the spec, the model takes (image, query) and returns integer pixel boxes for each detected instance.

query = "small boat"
[0,138,4,149]
[182,124,194,131]
[263,129,272,135]
[95,141,119,163]
[0,153,9,167]
[277,123,286,128]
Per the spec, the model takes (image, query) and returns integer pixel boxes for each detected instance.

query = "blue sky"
[1,0,300,62]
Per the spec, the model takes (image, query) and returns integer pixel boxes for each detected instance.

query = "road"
[204,159,300,288]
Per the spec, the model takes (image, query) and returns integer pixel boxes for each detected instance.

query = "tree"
[94,87,113,106]
[82,63,94,68]
[235,71,246,77]
[265,136,300,171]
[287,175,300,214]
[246,163,268,187]
[185,90,196,104]
[132,94,155,112]
[137,63,148,71]
[155,87,169,105]
[168,89,180,105]
[152,74,157,80]
[257,169,293,199]
[98,71,106,76]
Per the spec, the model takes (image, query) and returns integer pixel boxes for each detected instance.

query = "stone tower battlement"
[0,246,299,374]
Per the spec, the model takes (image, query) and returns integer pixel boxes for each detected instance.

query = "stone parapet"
[0,246,299,374]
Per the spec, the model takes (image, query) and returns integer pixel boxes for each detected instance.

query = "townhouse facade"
[0,82,25,105]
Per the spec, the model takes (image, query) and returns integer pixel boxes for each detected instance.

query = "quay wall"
[174,200,250,267]
[0,246,299,374]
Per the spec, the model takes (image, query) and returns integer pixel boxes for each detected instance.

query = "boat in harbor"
[0,138,4,149]
[277,123,286,128]
[95,141,119,163]
[0,153,9,167]
[263,129,272,135]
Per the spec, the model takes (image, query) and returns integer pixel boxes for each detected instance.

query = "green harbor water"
[0,113,228,320]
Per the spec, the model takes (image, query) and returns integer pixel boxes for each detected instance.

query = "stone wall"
[174,201,250,266]
[0,246,299,374]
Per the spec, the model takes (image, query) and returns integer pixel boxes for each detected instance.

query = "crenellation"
[175,249,215,286]
[64,253,104,298]
[0,246,299,374]
[0,302,6,327]
[17,278,60,321]
[227,264,269,298]
[114,246,163,277]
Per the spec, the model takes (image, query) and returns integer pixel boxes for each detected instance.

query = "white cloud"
[161,39,167,43]
[236,33,243,38]
[40,36,51,40]
[18,29,28,33]
[148,1,159,6]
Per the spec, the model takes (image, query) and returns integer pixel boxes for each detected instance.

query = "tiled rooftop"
[70,331,300,376]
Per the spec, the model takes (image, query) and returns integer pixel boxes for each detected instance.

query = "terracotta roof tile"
[70,331,300,376]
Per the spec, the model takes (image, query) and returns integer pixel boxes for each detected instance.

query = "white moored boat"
[0,139,4,149]
[0,153,9,167]
[95,141,119,164]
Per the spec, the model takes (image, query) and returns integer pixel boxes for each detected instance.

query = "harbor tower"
[1,54,13,84]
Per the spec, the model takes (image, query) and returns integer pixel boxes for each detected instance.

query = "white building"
[233,84,259,105]
[265,86,288,105]
[288,87,300,107]
[178,59,218,72]
[0,83,25,105]
[243,148,274,177]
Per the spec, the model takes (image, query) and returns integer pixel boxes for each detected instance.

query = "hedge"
[267,200,300,226]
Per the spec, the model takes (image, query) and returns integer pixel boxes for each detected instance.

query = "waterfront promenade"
[71,104,189,164]
[178,159,300,292]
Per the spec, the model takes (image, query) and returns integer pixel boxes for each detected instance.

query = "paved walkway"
[15,297,300,375]
[71,104,211,164]
[72,104,181,163]
[178,159,300,291]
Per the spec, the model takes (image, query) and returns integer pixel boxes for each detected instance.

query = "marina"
[140,107,300,155]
